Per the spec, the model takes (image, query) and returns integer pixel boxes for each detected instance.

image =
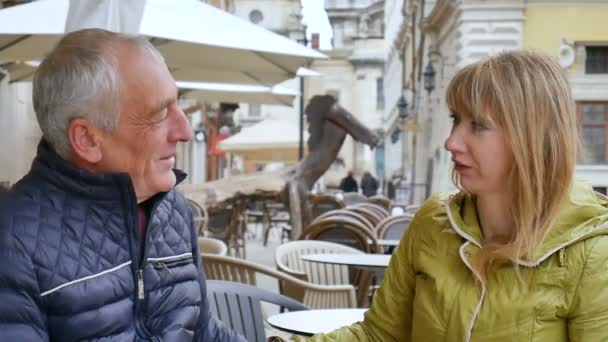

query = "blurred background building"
[381,0,608,204]
[1,0,607,203]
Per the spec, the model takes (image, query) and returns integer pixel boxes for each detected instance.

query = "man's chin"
[161,173,177,191]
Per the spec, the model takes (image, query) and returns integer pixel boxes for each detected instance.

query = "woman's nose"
[444,130,465,153]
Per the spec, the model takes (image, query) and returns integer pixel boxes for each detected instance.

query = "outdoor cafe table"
[366,239,400,247]
[301,253,391,270]
[267,309,367,336]
[378,239,400,247]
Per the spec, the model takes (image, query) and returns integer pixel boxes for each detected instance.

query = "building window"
[376,77,385,110]
[585,46,608,74]
[249,104,261,117]
[578,102,608,164]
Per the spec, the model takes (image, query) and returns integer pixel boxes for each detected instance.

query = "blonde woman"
[290,51,608,341]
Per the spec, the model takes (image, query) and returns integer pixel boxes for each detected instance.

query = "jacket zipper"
[137,270,145,300]
[152,255,194,276]
[136,197,163,337]
[122,177,164,339]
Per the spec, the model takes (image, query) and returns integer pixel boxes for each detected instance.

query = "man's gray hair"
[33,28,165,158]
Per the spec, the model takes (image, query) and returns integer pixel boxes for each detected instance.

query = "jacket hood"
[446,179,608,265]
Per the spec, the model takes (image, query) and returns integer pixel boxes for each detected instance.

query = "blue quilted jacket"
[0,141,245,342]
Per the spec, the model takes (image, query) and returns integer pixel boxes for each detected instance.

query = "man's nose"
[171,108,194,143]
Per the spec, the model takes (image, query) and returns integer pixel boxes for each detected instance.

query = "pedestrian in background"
[360,171,379,197]
[339,170,359,193]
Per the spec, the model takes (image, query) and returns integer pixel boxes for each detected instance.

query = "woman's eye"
[449,114,459,126]
[472,121,489,132]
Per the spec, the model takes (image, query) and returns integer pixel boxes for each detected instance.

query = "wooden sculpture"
[182,95,379,238]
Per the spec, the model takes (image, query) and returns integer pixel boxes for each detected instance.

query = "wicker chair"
[346,206,384,227]
[299,216,381,253]
[198,237,228,256]
[202,254,357,309]
[366,195,391,211]
[312,209,374,232]
[299,216,380,307]
[310,194,345,220]
[187,198,208,236]
[342,192,367,206]
[350,203,389,219]
[376,214,414,240]
[207,280,308,342]
[275,240,363,286]
[404,204,420,215]
[389,204,406,216]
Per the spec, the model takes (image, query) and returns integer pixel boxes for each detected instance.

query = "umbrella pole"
[298,74,304,160]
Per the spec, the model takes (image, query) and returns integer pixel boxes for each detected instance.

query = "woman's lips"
[453,160,471,171]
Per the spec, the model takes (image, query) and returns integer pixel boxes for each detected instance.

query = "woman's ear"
[67,118,103,164]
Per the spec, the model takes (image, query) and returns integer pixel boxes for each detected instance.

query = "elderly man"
[0,29,244,341]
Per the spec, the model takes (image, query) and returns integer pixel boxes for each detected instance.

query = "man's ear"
[67,118,103,164]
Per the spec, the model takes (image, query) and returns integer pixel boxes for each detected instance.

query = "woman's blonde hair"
[446,51,578,281]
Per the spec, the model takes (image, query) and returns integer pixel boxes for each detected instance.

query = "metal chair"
[202,254,357,309]
[262,201,292,247]
[207,280,309,342]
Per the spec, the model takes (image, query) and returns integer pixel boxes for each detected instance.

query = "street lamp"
[423,61,436,95]
[397,93,409,121]
[396,92,410,204]
[297,26,308,161]
[194,129,206,143]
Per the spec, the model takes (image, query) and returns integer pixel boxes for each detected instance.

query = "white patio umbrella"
[0,61,39,82]
[0,0,326,86]
[177,81,298,106]
[219,119,309,151]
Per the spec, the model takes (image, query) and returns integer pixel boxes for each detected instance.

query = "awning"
[219,119,308,151]
[177,81,297,106]
[0,0,326,86]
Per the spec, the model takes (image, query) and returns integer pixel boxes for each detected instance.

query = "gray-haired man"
[0,28,244,341]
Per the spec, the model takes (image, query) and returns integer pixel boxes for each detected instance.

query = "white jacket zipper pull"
[137,270,145,300]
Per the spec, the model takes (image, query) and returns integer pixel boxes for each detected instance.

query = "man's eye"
[156,108,168,121]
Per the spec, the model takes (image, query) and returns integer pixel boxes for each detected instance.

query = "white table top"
[267,309,366,336]
[302,253,391,269]
[378,239,400,247]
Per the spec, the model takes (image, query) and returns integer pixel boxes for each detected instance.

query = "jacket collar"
[446,180,608,266]
[29,139,187,201]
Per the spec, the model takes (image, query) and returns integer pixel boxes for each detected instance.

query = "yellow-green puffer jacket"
[299,180,608,341]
